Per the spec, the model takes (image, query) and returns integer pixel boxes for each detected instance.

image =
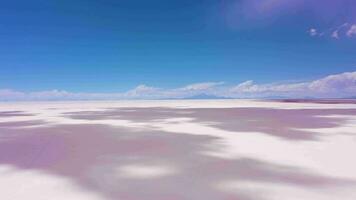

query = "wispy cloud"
[307,23,356,39]
[308,28,319,37]
[331,30,339,39]
[347,24,356,37]
[179,82,224,91]
[124,85,161,99]
[1,72,356,101]
[225,0,356,39]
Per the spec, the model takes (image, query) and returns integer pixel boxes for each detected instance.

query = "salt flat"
[0,100,356,200]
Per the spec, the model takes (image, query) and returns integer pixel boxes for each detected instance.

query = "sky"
[0,0,356,100]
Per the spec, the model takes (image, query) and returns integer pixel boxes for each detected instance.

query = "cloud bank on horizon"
[1,71,355,101]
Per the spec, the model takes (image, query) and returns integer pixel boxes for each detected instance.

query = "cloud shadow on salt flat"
[0,111,34,117]
[0,122,355,200]
[64,107,188,121]
[0,120,46,129]
[65,107,356,141]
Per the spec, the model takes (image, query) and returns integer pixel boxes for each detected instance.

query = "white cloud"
[1,72,356,100]
[309,23,356,39]
[124,84,161,98]
[230,71,356,98]
[179,82,224,91]
[231,81,307,94]
[308,71,356,93]
[347,24,356,37]
[308,28,318,36]
[231,80,256,92]
[331,30,339,39]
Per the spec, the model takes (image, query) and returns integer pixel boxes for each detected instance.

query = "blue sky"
[0,0,356,99]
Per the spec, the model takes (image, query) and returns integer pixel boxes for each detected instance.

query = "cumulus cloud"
[179,82,224,91]
[308,72,356,93]
[229,81,309,98]
[231,81,307,94]
[124,85,161,98]
[1,72,356,100]
[0,82,225,101]
[162,82,225,99]
[230,71,356,98]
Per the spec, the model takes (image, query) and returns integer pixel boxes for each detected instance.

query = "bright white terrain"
[0,100,355,200]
